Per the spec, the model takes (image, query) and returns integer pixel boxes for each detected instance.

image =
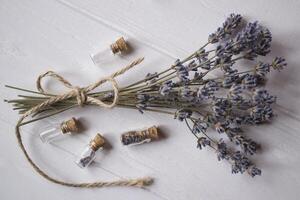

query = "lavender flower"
[248,165,262,177]
[255,62,270,77]
[214,54,234,69]
[209,13,242,43]
[272,57,287,71]
[232,134,259,155]
[197,137,211,149]
[216,139,230,160]
[228,84,243,98]
[252,89,276,105]
[104,91,114,99]
[192,120,208,133]
[214,122,228,134]
[215,41,236,58]
[136,94,155,113]
[242,74,258,89]
[196,49,211,70]
[187,60,197,71]
[222,72,239,88]
[212,98,231,118]
[235,21,272,57]
[181,87,196,101]
[145,72,159,84]
[231,151,252,174]
[174,59,189,83]
[197,80,220,99]
[175,109,192,121]
[251,104,273,123]
[159,80,175,96]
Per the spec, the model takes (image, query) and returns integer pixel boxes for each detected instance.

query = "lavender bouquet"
[6,14,287,177]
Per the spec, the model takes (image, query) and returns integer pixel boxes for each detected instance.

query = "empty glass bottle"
[90,37,129,67]
[39,117,79,143]
[75,133,105,168]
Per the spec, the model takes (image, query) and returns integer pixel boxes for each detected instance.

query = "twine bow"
[15,58,153,188]
[36,71,119,108]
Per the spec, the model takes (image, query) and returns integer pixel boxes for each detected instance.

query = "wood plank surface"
[0,0,300,199]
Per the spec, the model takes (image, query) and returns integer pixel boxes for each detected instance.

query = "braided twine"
[16,58,153,188]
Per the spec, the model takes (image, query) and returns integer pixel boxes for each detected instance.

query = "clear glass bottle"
[75,133,105,168]
[90,37,129,67]
[121,126,159,146]
[39,117,79,143]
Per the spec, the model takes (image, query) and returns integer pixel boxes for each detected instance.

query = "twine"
[15,57,154,188]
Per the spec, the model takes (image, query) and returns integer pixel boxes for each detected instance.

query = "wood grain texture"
[0,0,300,199]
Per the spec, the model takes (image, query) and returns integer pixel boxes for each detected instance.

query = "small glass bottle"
[75,133,105,168]
[39,117,79,143]
[90,37,129,67]
[121,126,159,146]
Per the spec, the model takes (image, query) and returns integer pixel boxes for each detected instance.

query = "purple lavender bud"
[255,62,270,77]
[145,72,158,80]
[200,57,211,70]
[145,72,159,84]
[197,80,220,99]
[194,72,205,80]
[228,84,244,104]
[197,137,211,149]
[196,50,211,70]
[216,44,225,57]
[217,139,230,161]
[272,57,287,71]
[159,80,174,96]
[251,104,273,123]
[209,13,243,43]
[214,122,228,134]
[232,134,258,155]
[104,91,114,99]
[214,54,234,70]
[175,109,192,121]
[229,84,243,96]
[212,98,231,118]
[193,120,208,134]
[231,151,252,174]
[187,60,197,71]
[248,166,262,177]
[252,89,276,105]
[223,75,236,88]
[235,21,272,58]
[213,106,227,118]
[174,59,190,83]
[242,74,258,89]
[216,40,235,57]
[181,87,196,101]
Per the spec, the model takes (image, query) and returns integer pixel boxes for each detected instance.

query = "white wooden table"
[1,0,300,199]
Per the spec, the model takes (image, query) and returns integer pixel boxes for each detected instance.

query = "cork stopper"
[60,117,79,134]
[110,37,128,54]
[90,133,105,151]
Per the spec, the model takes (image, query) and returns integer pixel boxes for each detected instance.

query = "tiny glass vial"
[91,37,129,67]
[75,133,105,168]
[39,117,79,143]
[121,126,159,146]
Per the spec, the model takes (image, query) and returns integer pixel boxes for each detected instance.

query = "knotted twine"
[16,57,153,188]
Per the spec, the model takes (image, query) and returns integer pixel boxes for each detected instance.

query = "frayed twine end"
[136,177,154,187]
